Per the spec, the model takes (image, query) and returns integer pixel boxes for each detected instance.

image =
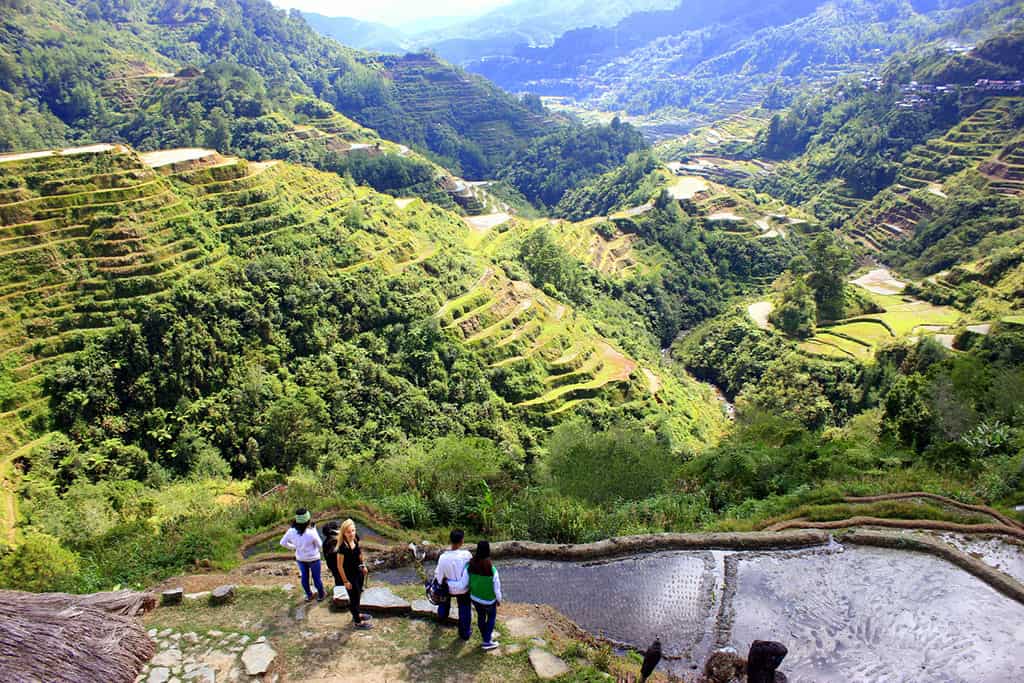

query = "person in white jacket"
[280,508,325,602]
[435,528,472,640]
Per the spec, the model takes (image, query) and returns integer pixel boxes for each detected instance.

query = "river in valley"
[377,540,1024,681]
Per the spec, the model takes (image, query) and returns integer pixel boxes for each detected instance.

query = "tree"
[806,232,852,322]
[770,273,816,338]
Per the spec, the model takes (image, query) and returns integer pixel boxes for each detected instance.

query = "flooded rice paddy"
[380,542,1024,681]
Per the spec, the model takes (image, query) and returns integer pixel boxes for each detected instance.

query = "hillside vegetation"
[0,144,747,589]
[0,0,557,179]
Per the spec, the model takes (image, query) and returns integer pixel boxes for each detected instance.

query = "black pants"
[326,554,343,587]
[348,575,364,624]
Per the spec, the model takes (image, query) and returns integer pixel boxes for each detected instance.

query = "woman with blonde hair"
[336,518,373,629]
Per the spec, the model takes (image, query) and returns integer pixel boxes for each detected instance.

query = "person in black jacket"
[321,520,342,587]
[336,518,373,629]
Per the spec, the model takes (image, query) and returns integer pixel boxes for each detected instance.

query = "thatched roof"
[0,589,155,683]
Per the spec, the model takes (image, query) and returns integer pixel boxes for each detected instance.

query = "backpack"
[425,576,449,605]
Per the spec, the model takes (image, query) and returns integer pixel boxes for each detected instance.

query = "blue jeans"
[473,600,496,644]
[439,592,472,640]
[297,559,325,599]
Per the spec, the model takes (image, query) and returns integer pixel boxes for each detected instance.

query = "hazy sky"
[270,1,511,27]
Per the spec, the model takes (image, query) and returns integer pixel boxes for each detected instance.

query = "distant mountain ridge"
[455,0,1020,134]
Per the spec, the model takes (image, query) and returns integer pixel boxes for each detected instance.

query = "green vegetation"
[497,118,647,209]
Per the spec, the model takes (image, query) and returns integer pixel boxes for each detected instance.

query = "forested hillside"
[0,0,557,178]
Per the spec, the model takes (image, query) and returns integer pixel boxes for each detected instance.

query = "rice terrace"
[1,1,1024,682]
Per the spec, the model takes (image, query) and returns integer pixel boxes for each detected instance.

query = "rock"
[147,667,171,683]
[182,667,214,683]
[504,643,524,655]
[410,599,457,623]
[503,615,547,639]
[184,591,210,601]
[151,649,183,669]
[241,642,277,676]
[332,585,350,609]
[148,629,158,638]
[528,648,570,680]
[207,630,224,638]
[202,651,237,678]
[182,632,200,645]
[238,635,250,645]
[161,588,184,606]
[360,587,411,614]
[747,640,788,683]
[158,629,173,638]
[210,585,235,606]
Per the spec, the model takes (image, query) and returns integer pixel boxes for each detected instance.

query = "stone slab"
[410,599,457,623]
[241,642,277,676]
[528,648,570,680]
[360,587,411,614]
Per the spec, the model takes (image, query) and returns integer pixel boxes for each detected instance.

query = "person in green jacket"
[468,540,502,651]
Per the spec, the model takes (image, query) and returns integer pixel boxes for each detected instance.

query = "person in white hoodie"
[280,508,325,603]
[434,528,472,640]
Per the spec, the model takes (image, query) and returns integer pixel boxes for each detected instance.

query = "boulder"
[160,588,183,606]
[241,642,277,676]
[360,587,411,615]
[528,648,570,680]
[332,585,350,609]
[209,585,235,606]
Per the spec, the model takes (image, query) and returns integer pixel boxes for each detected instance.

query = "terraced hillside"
[785,269,964,361]
[0,146,724,539]
[436,266,641,414]
[667,174,816,241]
[472,214,655,279]
[656,109,773,160]
[847,98,1024,252]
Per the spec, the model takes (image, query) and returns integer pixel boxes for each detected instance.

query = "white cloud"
[269,0,511,26]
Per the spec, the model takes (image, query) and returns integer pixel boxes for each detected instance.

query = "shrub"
[382,493,434,529]
[0,533,81,592]
[545,420,676,505]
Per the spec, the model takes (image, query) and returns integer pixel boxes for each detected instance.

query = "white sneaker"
[481,641,499,651]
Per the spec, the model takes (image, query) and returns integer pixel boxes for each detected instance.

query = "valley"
[1,2,1024,682]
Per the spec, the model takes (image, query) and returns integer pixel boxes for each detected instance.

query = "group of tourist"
[279,509,502,649]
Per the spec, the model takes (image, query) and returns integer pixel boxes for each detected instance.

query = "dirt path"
[394,198,416,209]
[747,301,773,330]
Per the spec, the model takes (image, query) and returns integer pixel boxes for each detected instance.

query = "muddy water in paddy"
[380,544,1024,681]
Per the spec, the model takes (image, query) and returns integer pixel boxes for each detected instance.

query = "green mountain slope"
[0,0,556,178]
[0,143,735,555]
